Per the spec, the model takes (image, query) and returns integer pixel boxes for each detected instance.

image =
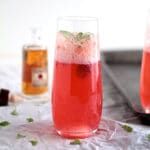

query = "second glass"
[52,17,103,138]
[140,13,150,113]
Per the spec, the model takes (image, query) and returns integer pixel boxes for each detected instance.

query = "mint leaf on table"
[16,133,26,139]
[0,121,10,127]
[30,140,38,146]
[70,139,82,145]
[27,118,34,123]
[122,125,133,132]
[11,108,19,116]
[147,134,150,141]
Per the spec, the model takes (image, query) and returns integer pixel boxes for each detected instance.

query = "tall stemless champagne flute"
[140,14,150,113]
[52,17,103,138]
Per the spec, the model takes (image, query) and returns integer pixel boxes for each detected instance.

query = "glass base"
[56,129,97,139]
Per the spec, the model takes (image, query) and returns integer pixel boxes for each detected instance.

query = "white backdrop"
[0,0,150,59]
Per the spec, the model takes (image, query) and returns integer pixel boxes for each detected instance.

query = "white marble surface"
[0,101,149,150]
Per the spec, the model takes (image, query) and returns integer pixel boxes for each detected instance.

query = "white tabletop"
[0,60,149,150]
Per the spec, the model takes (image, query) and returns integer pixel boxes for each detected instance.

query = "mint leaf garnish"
[11,108,19,116]
[60,30,72,36]
[76,32,91,41]
[70,139,81,145]
[16,133,26,139]
[76,32,84,40]
[147,134,150,141]
[83,33,91,40]
[122,125,133,132]
[30,140,38,146]
[0,121,10,127]
[27,118,34,123]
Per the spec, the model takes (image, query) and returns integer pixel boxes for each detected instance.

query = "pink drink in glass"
[140,49,150,113]
[140,16,150,113]
[52,17,102,138]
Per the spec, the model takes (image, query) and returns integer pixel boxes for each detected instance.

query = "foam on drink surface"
[55,31,99,64]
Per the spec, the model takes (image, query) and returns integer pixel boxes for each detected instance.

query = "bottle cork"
[0,89,23,106]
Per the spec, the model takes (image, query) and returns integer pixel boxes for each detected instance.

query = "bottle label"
[31,67,48,87]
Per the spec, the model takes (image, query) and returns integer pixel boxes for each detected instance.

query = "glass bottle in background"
[52,17,103,138]
[140,13,150,113]
[22,28,48,97]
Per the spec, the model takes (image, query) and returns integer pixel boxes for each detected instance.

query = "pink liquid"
[140,50,150,113]
[52,61,102,138]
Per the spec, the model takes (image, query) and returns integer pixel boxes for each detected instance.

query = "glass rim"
[57,16,98,22]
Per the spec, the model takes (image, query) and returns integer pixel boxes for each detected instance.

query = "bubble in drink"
[55,31,98,64]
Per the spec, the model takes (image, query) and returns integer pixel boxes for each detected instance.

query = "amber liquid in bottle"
[22,47,48,95]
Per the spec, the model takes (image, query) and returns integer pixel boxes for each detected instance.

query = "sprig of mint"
[147,134,150,141]
[30,140,38,146]
[76,32,83,40]
[60,30,72,36]
[0,121,10,127]
[70,139,82,145]
[76,32,91,41]
[84,33,91,40]
[122,125,133,132]
[27,118,34,123]
[60,30,91,41]
[11,108,19,116]
[16,133,26,139]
